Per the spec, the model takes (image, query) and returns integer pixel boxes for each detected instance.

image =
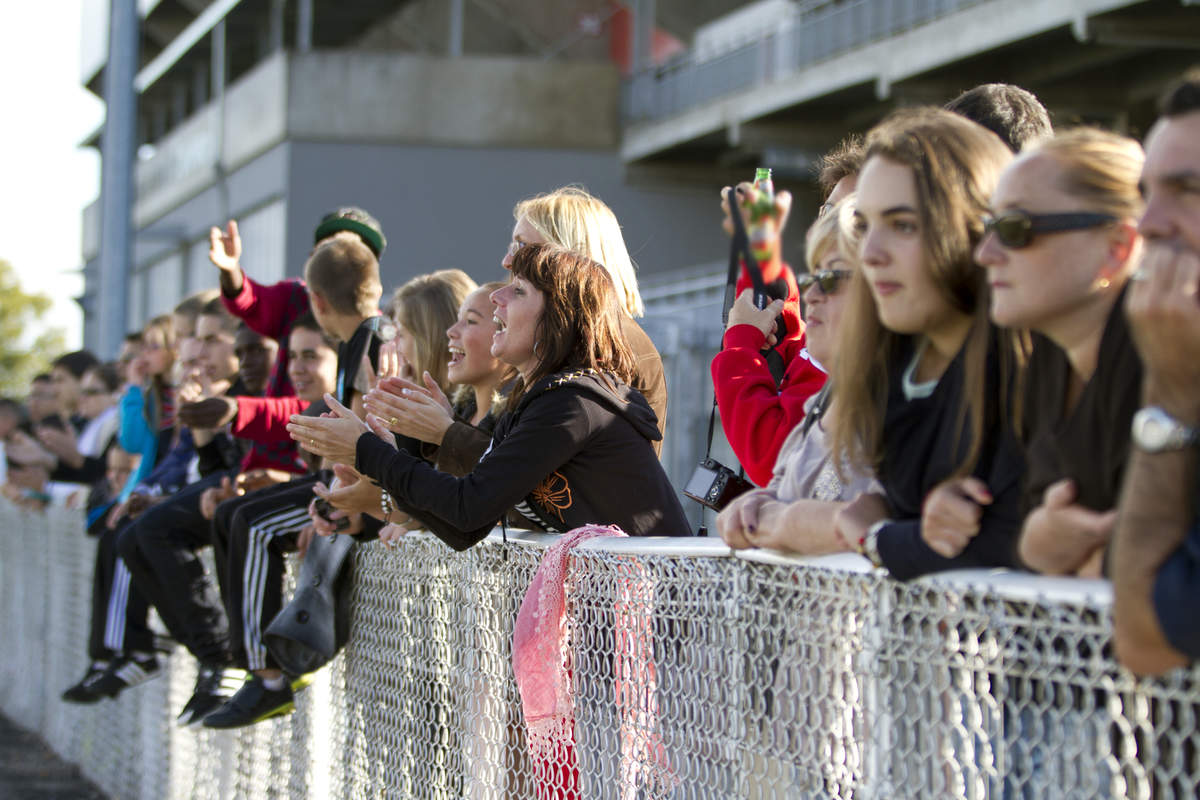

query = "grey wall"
[284,141,729,290]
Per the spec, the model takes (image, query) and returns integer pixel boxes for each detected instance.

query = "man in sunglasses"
[1112,70,1200,675]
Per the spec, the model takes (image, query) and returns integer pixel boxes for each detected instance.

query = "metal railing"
[2,503,1199,798]
[622,0,990,123]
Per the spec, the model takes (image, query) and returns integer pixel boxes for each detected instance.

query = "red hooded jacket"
[710,261,827,486]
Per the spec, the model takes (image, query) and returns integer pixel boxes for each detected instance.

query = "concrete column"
[97,0,138,357]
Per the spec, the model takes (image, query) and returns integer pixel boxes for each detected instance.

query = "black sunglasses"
[982,211,1117,249]
[797,269,852,295]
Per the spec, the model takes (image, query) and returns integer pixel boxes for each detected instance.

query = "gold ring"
[310,438,316,446]
[389,417,399,426]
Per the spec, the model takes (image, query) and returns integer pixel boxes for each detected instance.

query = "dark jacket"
[1020,292,1140,515]
[874,332,1025,580]
[355,368,690,550]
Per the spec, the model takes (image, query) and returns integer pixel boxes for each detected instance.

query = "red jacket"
[710,262,827,486]
[222,275,311,474]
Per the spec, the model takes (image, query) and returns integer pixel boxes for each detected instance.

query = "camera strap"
[721,187,769,322]
[704,188,774,463]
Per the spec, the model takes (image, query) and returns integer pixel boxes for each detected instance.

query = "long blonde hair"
[513,186,645,318]
[391,269,476,393]
[829,107,1012,477]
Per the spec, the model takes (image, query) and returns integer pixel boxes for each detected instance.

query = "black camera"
[313,498,351,532]
[683,458,754,511]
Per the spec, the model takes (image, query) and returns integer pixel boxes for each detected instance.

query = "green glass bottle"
[748,167,776,265]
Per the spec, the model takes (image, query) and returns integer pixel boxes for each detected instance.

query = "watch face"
[1133,407,1197,452]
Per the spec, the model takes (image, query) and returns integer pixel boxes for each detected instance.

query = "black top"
[875,332,1025,580]
[336,316,391,408]
[1020,292,1141,515]
[355,369,690,551]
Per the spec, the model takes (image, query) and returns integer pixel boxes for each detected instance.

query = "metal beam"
[297,0,313,52]
[98,0,139,357]
[133,0,242,93]
[449,0,464,57]
[633,0,656,74]
[269,0,285,53]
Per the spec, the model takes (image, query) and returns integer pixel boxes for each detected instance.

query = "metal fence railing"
[3,502,1199,799]
[622,0,991,123]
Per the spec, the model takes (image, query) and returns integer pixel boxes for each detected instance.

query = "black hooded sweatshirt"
[354,368,690,550]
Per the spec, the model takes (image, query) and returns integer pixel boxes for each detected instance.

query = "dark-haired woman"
[289,244,689,548]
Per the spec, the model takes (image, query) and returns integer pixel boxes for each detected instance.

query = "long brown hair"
[507,243,636,404]
[829,107,1012,477]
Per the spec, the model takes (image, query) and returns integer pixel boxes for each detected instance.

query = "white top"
[766,394,882,503]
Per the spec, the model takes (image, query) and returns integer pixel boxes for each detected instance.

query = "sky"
[0,0,104,351]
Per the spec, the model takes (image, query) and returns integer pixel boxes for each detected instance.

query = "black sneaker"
[176,664,240,727]
[61,663,109,704]
[202,676,295,729]
[83,655,160,699]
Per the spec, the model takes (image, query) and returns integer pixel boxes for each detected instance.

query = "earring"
[1096,277,1111,289]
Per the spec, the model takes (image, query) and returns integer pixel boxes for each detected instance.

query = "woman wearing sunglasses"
[827,107,1025,580]
[976,128,1144,577]
[288,244,689,548]
[718,197,883,553]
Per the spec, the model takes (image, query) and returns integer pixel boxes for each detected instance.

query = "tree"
[0,258,67,398]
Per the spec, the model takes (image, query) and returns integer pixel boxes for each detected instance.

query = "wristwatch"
[859,519,889,568]
[1131,406,1200,453]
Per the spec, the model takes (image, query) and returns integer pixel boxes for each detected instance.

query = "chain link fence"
[2,502,1198,798]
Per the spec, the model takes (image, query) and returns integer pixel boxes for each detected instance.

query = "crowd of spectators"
[2,70,1199,780]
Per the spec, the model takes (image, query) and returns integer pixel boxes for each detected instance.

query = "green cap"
[313,207,387,258]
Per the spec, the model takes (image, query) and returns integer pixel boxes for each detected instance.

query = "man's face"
[1139,111,1200,254]
[50,366,82,413]
[234,328,277,396]
[195,314,238,383]
[27,379,58,422]
[176,338,205,386]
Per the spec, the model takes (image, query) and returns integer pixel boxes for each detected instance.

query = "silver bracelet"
[380,490,393,523]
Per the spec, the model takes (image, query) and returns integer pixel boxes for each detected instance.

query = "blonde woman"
[976,128,1144,577]
[502,186,668,452]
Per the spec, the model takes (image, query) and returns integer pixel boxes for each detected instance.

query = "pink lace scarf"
[512,524,678,800]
